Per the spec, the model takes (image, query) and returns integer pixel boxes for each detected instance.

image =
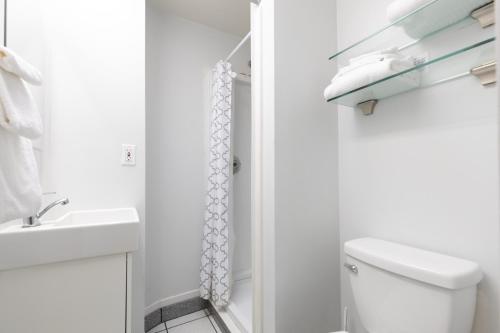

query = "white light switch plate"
[121,144,136,166]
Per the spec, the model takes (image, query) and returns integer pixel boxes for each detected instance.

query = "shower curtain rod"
[225,31,251,62]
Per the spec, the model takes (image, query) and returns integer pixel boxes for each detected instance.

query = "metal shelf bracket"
[471,1,495,28]
[471,60,496,86]
[357,100,378,116]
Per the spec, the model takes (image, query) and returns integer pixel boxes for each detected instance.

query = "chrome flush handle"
[344,263,358,274]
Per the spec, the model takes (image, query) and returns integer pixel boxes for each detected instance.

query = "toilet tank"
[344,238,483,333]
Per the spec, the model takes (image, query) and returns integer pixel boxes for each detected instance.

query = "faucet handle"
[22,216,41,228]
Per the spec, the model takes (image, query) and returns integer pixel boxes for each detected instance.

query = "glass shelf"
[329,0,492,62]
[327,37,495,107]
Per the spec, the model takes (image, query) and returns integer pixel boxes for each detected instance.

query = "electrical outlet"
[121,144,136,166]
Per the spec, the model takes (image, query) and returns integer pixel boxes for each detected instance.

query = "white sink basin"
[0,208,140,271]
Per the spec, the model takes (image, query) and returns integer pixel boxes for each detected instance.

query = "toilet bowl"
[344,238,482,333]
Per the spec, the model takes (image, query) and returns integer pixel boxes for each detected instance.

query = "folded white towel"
[387,0,490,39]
[336,52,412,80]
[0,130,42,223]
[324,54,419,101]
[387,0,431,22]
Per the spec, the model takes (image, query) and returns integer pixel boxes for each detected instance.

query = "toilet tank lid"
[344,238,483,290]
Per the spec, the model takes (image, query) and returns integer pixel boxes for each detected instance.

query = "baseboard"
[145,289,200,315]
[145,286,250,332]
[144,296,208,332]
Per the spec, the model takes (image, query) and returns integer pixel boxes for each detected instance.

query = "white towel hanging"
[0,130,42,223]
[0,68,42,139]
[0,47,43,223]
[0,46,42,138]
[0,46,42,85]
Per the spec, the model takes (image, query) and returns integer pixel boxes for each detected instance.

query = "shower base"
[212,276,252,333]
[227,277,252,332]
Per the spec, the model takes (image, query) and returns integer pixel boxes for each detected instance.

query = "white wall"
[146,3,250,312]
[337,1,500,333]
[269,0,341,332]
[9,1,145,332]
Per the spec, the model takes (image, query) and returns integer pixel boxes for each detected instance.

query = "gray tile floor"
[147,310,222,333]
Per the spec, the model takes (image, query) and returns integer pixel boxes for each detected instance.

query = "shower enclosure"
[146,2,255,331]
[227,74,252,332]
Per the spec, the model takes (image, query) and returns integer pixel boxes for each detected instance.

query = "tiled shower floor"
[147,309,222,333]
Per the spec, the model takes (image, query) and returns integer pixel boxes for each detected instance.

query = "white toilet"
[342,238,483,333]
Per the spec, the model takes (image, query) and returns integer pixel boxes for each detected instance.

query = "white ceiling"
[148,0,251,37]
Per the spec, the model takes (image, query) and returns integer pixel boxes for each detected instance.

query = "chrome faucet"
[23,198,70,228]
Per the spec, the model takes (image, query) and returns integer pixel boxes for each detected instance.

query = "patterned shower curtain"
[200,61,234,307]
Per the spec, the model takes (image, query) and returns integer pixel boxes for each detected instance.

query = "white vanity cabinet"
[0,254,130,333]
[0,208,139,333]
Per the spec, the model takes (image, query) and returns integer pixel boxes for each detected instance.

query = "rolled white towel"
[387,0,491,39]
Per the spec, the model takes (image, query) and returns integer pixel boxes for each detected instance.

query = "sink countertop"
[0,208,140,271]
